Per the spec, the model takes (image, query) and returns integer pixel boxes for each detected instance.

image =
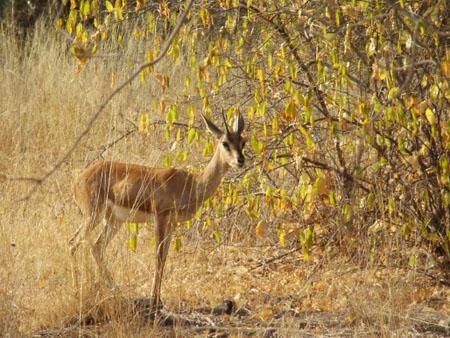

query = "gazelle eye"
[222,142,230,150]
[241,140,246,148]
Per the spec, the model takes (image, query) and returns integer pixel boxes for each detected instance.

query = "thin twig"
[96,128,137,160]
[249,247,301,271]
[0,173,41,183]
[14,0,195,202]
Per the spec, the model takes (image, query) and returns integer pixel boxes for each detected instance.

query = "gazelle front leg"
[150,213,173,314]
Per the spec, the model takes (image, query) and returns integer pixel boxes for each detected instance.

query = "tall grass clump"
[1,1,449,335]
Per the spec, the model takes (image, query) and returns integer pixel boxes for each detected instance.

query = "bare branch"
[96,128,137,160]
[14,0,195,202]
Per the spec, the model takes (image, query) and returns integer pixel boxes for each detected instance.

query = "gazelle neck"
[197,145,229,202]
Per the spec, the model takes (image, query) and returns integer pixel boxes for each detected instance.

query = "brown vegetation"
[1,3,449,336]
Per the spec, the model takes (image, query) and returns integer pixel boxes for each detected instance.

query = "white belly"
[108,201,154,223]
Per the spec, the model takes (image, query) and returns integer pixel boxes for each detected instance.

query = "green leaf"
[81,0,91,18]
[245,205,259,219]
[188,128,196,144]
[388,196,395,215]
[430,85,440,100]
[213,229,222,244]
[148,13,156,34]
[128,223,139,252]
[444,192,450,207]
[176,150,188,164]
[139,112,150,132]
[342,203,352,223]
[285,133,295,146]
[329,191,336,206]
[185,220,193,229]
[223,58,233,68]
[278,228,286,247]
[298,126,315,149]
[115,7,124,20]
[300,227,315,260]
[128,235,137,252]
[256,68,265,88]
[174,236,182,252]
[166,104,179,125]
[272,116,280,133]
[388,87,399,100]
[163,155,173,168]
[283,101,297,120]
[367,192,375,210]
[408,250,417,268]
[425,108,436,125]
[165,125,171,140]
[114,0,123,17]
[257,102,266,116]
[251,133,264,154]
[105,1,114,12]
[265,186,273,205]
[203,140,214,156]
[71,44,87,61]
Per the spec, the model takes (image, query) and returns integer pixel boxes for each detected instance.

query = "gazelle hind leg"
[69,214,101,288]
[151,214,173,314]
[69,204,105,255]
[91,207,122,287]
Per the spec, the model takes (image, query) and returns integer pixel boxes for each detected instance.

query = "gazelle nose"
[237,158,245,167]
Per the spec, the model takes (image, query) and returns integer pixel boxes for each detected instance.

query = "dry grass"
[1,21,449,337]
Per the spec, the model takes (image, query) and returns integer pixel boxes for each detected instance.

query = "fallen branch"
[249,247,301,271]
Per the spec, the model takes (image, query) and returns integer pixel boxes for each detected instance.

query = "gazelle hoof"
[133,297,164,321]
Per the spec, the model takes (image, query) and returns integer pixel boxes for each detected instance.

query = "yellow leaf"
[442,60,450,78]
[272,116,280,133]
[388,87,399,100]
[105,1,114,12]
[283,100,297,121]
[187,128,196,144]
[128,223,139,252]
[71,44,87,61]
[136,0,143,11]
[278,228,286,247]
[81,0,91,17]
[114,0,123,15]
[203,140,214,156]
[139,112,150,132]
[298,126,315,149]
[255,221,266,239]
[256,68,265,88]
[313,174,329,196]
[174,236,182,252]
[265,186,273,204]
[128,235,137,251]
[213,229,222,244]
[425,108,436,125]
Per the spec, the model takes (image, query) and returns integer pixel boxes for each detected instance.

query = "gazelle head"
[201,111,247,168]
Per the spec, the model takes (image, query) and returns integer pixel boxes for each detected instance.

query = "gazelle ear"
[201,113,224,139]
[234,112,245,135]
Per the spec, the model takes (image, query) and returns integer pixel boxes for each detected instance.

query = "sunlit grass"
[0,18,448,337]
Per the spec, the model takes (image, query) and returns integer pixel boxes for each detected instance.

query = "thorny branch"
[7,0,195,202]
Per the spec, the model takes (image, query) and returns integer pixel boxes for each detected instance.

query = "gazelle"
[69,112,246,313]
